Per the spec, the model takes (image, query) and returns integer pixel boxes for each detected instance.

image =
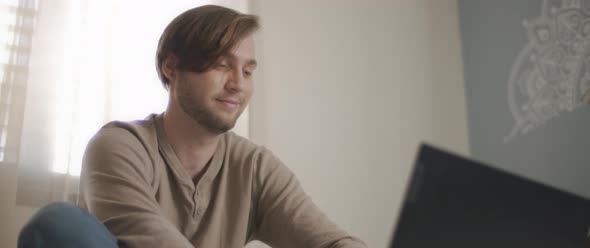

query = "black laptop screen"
[390,144,590,248]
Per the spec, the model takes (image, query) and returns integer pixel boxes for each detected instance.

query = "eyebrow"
[224,54,257,67]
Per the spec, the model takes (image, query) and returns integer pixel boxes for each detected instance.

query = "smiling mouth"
[217,99,241,109]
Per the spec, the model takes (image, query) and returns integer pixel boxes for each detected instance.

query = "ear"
[162,54,179,83]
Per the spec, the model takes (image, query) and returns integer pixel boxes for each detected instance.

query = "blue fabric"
[18,202,119,248]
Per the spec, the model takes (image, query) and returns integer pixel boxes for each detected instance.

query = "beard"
[177,81,245,134]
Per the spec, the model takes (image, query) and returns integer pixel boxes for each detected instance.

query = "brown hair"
[156,5,259,89]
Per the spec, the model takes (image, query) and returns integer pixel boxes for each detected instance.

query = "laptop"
[390,144,590,248]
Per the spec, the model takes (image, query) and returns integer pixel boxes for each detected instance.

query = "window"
[0,0,36,164]
[11,0,249,206]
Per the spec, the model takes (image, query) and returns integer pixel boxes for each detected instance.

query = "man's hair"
[156,5,259,89]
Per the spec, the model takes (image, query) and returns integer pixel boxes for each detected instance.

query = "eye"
[215,63,229,68]
[213,59,231,70]
[243,65,256,78]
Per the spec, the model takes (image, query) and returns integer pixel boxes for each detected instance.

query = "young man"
[18,5,366,248]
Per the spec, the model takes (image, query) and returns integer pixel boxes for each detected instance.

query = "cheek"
[177,80,210,105]
[194,78,219,97]
[181,82,201,97]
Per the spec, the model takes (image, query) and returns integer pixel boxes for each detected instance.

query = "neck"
[162,102,221,180]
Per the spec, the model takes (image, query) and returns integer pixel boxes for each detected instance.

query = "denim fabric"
[18,202,119,248]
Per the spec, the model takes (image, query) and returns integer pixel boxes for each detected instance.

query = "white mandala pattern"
[505,0,590,142]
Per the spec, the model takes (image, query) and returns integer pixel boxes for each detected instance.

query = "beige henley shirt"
[78,114,366,248]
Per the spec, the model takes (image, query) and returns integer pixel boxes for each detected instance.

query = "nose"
[225,67,245,93]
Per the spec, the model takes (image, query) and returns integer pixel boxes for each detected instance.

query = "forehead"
[227,35,256,63]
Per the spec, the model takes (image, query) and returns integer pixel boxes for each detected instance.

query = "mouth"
[216,98,241,109]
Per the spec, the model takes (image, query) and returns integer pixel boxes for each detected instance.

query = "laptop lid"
[390,144,590,248]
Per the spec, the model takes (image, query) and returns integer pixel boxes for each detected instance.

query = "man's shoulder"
[223,132,280,167]
[224,131,262,155]
[89,114,159,152]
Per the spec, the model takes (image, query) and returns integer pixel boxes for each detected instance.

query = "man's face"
[172,35,257,134]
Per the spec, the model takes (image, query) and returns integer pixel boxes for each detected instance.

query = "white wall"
[248,0,469,247]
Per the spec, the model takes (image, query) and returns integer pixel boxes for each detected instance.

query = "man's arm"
[252,148,367,248]
[79,127,192,248]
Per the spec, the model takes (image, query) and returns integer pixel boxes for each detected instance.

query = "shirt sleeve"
[79,127,193,248]
[252,148,367,248]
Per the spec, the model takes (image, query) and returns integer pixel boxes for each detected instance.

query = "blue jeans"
[18,202,119,248]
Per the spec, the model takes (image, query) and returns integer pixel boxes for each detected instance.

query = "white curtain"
[0,0,250,208]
